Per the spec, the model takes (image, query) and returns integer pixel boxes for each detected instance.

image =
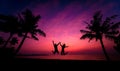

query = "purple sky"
[0,0,120,56]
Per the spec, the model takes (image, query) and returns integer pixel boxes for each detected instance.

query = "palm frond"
[32,35,39,40]
[114,46,120,53]
[105,34,116,40]
[103,15,118,25]
[110,15,118,19]
[34,15,41,24]
[0,36,5,45]
[93,11,102,19]
[83,21,90,25]
[106,30,119,35]
[10,37,18,45]
[80,30,92,33]
[83,21,88,24]
[36,29,46,37]
[89,35,97,42]
[110,22,120,30]
[114,34,120,44]
[103,17,111,25]
[80,33,96,42]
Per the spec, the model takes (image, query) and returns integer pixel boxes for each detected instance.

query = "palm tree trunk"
[3,34,13,48]
[99,38,110,61]
[15,32,28,54]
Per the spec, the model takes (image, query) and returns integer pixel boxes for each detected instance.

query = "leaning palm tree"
[0,14,20,48]
[15,9,46,54]
[80,11,120,61]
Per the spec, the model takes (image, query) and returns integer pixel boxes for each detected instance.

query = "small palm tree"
[0,36,5,46]
[9,37,18,47]
[0,14,20,48]
[113,34,120,53]
[15,9,46,54]
[80,11,120,61]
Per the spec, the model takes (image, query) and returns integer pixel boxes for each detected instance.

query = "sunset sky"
[0,0,120,55]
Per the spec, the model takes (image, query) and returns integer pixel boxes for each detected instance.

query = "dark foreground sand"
[1,57,120,70]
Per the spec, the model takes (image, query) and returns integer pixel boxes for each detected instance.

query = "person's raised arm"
[57,42,61,46]
[52,40,54,45]
[65,44,69,48]
[60,42,62,46]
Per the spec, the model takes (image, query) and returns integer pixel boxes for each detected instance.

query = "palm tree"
[113,34,120,53]
[0,36,5,46]
[9,37,18,47]
[15,9,46,54]
[80,11,120,61]
[0,14,20,48]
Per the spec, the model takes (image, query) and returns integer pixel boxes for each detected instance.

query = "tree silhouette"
[80,11,120,61]
[0,36,5,46]
[9,37,18,47]
[113,34,120,53]
[15,9,46,54]
[0,14,20,48]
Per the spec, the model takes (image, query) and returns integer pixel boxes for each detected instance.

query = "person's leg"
[61,51,64,55]
[52,50,55,54]
[64,52,68,55]
[57,51,59,54]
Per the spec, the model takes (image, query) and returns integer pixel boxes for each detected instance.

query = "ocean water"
[17,54,120,61]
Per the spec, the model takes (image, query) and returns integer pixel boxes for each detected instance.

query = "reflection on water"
[16,54,120,61]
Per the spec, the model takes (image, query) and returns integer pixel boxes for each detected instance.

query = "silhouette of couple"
[52,41,68,55]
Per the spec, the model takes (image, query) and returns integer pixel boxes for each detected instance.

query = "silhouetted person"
[52,41,60,54]
[60,43,68,55]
